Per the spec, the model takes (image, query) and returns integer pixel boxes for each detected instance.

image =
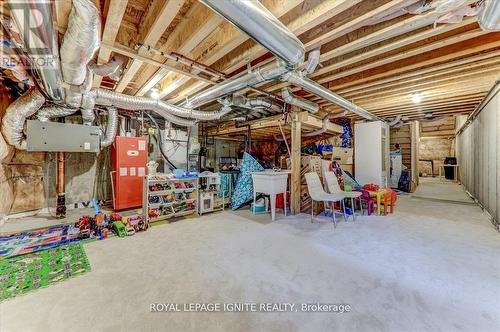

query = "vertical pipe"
[56,151,66,218]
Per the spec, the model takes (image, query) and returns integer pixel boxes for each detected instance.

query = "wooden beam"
[93,0,128,88]
[134,2,223,96]
[316,29,487,84]
[54,0,72,33]
[115,0,186,93]
[100,42,214,84]
[313,18,478,78]
[214,0,364,74]
[158,0,305,100]
[304,0,412,50]
[324,33,500,91]
[290,107,302,215]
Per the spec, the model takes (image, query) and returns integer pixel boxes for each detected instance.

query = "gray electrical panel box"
[26,120,100,152]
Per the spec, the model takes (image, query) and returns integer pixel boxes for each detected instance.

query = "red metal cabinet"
[112,136,148,210]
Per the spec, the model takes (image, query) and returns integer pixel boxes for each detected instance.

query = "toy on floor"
[381,188,398,215]
[112,221,127,238]
[124,215,149,232]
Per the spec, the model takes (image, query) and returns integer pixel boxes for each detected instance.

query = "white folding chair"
[324,171,363,221]
[305,172,346,228]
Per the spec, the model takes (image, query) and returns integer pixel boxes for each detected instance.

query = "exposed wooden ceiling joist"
[114,0,187,93]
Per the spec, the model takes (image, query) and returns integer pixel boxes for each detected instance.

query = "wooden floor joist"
[20,0,495,126]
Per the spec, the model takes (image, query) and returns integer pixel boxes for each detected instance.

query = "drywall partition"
[456,83,499,227]
[354,121,390,187]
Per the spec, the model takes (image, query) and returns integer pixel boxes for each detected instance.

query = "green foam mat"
[0,243,91,301]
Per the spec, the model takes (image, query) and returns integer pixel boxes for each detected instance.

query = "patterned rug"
[0,243,91,301]
[0,224,83,259]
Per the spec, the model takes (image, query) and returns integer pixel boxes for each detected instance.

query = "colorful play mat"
[0,243,91,301]
[0,224,84,259]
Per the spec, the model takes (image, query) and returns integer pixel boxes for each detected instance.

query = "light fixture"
[150,88,159,100]
[412,92,422,104]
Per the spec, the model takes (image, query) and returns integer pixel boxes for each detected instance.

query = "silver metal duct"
[186,61,289,108]
[100,108,118,147]
[303,48,320,75]
[93,89,229,124]
[281,87,319,113]
[388,115,402,127]
[1,88,45,149]
[6,0,65,101]
[283,71,383,121]
[219,95,282,114]
[89,55,127,81]
[60,0,100,86]
[37,106,78,121]
[81,109,96,126]
[200,0,304,67]
[478,0,500,31]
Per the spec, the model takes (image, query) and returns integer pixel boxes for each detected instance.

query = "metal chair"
[324,171,363,220]
[304,172,346,227]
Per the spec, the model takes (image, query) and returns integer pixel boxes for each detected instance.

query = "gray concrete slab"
[0,187,498,332]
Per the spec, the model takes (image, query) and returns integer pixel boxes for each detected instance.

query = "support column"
[56,151,66,218]
[410,121,420,191]
[290,106,302,215]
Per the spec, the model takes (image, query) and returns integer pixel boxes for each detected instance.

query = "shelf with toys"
[198,171,227,215]
[143,173,198,222]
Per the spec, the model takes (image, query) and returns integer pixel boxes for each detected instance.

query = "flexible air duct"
[93,89,229,125]
[478,0,500,31]
[186,61,289,108]
[388,115,402,127]
[88,55,127,81]
[283,71,383,121]
[100,108,118,147]
[281,87,319,113]
[303,48,320,75]
[37,106,78,121]
[200,0,304,67]
[6,0,65,101]
[1,88,45,149]
[60,0,100,86]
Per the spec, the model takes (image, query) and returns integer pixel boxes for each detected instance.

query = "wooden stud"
[290,106,302,215]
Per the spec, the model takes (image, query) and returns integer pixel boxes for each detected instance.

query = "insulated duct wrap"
[37,106,78,121]
[478,0,500,31]
[93,89,230,125]
[60,0,100,86]
[281,87,319,113]
[100,108,118,147]
[186,61,289,108]
[6,0,65,101]
[81,109,96,125]
[1,88,45,149]
[200,0,304,67]
[89,55,127,81]
[283,72,383,121]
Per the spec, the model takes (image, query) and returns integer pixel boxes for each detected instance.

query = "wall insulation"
[456,84,499,227]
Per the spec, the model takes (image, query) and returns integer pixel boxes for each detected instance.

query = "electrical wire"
[142,112,177,170]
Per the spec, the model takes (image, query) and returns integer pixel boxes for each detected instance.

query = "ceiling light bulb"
[412,92,422,104]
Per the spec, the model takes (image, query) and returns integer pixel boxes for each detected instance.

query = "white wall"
[456,86,499,225]
[354,121,390,187]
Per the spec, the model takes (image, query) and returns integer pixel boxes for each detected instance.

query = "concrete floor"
[1,181,499,332]
[412,177,476,204]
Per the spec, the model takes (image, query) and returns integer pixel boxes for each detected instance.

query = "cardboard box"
[330,147,353,164]
[340,164,353,174]
[286,156,323,180]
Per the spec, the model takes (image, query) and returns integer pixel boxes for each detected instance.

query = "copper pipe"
[56,152,65,193]
[56,151,66,218]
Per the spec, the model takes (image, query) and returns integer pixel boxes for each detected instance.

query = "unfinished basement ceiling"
[1,0,499,122]
[81,0,500,122]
